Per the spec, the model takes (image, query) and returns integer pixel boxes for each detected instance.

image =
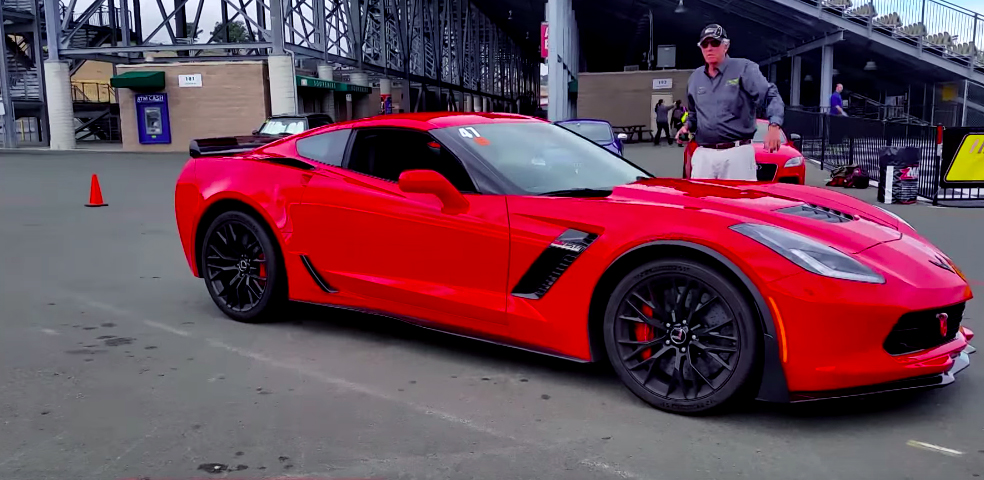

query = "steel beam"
[0,5,17,147]
[758,31,844,66]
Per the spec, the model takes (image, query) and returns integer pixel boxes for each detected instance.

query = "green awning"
[296,75,371,94]
[110,71,165,90]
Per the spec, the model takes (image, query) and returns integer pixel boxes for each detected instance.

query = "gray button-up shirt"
[684,56,785,146]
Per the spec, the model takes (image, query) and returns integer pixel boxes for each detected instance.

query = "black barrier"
[782,109,960,205]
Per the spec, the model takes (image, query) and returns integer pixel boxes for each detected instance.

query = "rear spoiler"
[189,136,275,158]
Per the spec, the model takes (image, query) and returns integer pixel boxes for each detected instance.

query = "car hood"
[610,178,903,253]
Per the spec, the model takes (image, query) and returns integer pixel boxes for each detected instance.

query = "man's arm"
[685,91,697,132]
[740,60,784,127]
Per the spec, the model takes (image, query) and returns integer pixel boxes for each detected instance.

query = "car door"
[294,126,510,329]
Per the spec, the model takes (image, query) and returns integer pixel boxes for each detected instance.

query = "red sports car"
[683,119,807,184]
[175,112,975,414]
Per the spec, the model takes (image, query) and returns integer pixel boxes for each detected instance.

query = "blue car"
[555,118,627,156]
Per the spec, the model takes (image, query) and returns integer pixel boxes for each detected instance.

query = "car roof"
[318,111,546,132]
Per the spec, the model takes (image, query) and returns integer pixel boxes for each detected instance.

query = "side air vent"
[512,229,598,300]
[300,255,338,293]
[777,203,856,223]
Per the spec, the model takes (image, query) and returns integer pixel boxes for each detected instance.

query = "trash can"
[877,146,920,205]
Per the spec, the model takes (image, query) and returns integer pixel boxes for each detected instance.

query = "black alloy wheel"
[604,258,760,414]
[201,211,285,323]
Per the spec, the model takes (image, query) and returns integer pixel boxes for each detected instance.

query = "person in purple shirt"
[830,84,847,116]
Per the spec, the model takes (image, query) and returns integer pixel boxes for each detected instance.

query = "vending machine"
[135,93,172,144]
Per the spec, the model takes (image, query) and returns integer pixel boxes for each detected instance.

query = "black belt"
[699,139,752,150]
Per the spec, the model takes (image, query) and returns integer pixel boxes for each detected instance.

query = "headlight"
[731,223,885,284]
[784,156,804,168]
[873,204,914,230]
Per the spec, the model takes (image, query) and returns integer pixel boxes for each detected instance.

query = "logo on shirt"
[727,78,740,86]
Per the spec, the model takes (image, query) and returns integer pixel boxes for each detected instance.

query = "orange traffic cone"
[85,174,108,207]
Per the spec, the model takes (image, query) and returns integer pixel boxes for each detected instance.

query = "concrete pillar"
[349,72,370,119]
[268,55,297,116]
[463,94,472,112]
[473,95,482,112]
[820,45,834,111]
[43,60,75,150]
[317,63,336,119]
[483,97,490,112]
[768,63,777,83]
[379,78,392,115]
[790,55,802,107]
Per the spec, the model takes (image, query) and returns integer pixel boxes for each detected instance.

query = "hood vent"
[777,203,856,223]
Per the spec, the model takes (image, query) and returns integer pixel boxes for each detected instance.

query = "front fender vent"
[777,203,856,223]
[512,229,598,300]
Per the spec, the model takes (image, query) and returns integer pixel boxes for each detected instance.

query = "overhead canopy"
[110,71,165,90]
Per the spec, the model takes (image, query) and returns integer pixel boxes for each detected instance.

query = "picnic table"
[612,125,649,143]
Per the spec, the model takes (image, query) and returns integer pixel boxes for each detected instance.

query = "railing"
[71,81,116,104]
[783,108,957,203]
[810,0,984,74]
[59,2,132,31]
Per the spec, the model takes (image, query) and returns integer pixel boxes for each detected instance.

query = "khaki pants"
[691,143,757,181]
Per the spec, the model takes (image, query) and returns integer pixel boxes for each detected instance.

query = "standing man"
[653,99,672,146]
[830,83,848,116]
[676,24,785,181]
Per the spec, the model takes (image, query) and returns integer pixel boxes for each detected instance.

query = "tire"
[200,210,287,323]
[603,258,760,415]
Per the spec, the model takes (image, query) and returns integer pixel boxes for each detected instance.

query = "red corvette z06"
[175,112,975,414]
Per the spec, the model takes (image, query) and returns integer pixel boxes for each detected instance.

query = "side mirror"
[252,129,260,135]
[617,133,628,141]
[789,133,803,151]
[398,170,470,215]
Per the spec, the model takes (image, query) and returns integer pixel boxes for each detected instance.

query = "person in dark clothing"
[653,99,672,145]
[670,100,686,137]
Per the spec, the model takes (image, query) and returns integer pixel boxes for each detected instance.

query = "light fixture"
[832,68,839,75]
[864,60,877,70]
[508,9,513,20]
[804,74,814,82]
[675,0,686,13]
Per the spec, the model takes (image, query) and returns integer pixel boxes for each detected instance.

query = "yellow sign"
[945,134,984,182]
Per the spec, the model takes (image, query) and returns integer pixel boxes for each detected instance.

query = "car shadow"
[260,301,966,426]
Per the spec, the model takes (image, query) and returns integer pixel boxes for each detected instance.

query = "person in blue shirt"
[830,84,847,116]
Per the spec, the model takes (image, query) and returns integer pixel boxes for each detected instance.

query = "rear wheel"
[201,211,286,323]
[603,258,760,414]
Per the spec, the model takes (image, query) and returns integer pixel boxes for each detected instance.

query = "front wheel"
[201,211,286,323]
[603,258,760,414]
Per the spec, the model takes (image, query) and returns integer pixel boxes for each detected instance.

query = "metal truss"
[49,0,539,105]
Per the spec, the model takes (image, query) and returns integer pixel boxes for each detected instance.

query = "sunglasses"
[699,38,723,48]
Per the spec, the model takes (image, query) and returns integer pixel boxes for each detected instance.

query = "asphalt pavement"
[1,145,982,480]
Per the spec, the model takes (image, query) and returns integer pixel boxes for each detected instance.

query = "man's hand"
[675,125,689,142]
[764,124,782,153]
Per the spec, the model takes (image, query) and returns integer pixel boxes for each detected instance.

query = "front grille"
[777,203,856,223]
[756,163,777,181]
[884,302,965,355]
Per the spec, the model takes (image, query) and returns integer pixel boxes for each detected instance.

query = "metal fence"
[784,109,982,205]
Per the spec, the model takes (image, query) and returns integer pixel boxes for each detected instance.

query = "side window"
[346,129,478,193]
[295,129,350,167]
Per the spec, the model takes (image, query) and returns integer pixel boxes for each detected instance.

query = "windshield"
[557,121,614,143]
[433,122,651,195]
[258,118,307,136]
[752,122,787,143]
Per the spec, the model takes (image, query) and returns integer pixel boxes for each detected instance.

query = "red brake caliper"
[257,254,267,283]
[634,304,655,360]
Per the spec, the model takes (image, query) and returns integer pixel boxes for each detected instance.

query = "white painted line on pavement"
[580,459,649,480]
[906,440,964,456]
[40,328,59,335]
[143,320,191,337]
[64,292,520,443]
